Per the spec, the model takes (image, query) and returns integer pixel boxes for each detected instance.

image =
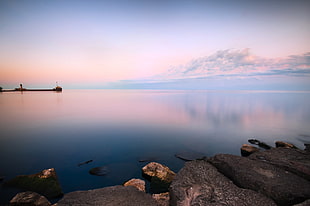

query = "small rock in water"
[89,166,109,176]
[175,151,207,161]
[241,144,260,157]
[78,159,93,167]
[275,141,298,149]
[248,139,272,149]
[138,157,158,163]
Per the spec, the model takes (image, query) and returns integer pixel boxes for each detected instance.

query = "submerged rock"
[123,178,145,192]
[9,191,51,206]
[249,147,310,181]
[209,154,310,205]
[175,151,206,161]
[248,139,272,149]
[275,141,298,149]
[89,166,108,176]
[78,159,93,167]
[240,144,260,156]
[56,185,157,206]
[170,159,276,206]
[5,168,63,198]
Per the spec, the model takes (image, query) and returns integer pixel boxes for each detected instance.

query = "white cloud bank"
[105,49,310,90]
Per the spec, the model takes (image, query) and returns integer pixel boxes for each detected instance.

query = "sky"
[0,0,309,90]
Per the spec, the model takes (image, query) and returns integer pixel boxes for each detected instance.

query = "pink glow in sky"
[0,0,309,89]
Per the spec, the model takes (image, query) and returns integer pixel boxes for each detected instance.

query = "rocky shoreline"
[5,140,310,206]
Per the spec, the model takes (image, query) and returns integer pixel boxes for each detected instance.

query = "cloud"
[159,49,310,80]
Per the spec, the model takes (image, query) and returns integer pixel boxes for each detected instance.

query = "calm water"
[1,89,310,203]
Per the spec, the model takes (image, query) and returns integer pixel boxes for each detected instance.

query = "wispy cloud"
[159,49,310,80]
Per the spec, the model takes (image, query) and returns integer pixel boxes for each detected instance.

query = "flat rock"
[248,139,272,149]
[123,178,145,192]
[89,166,108,176]
[209,154,310,205]
[9,191,51,206]
[56,185,158,206]
[169,160,276,206]
[240,144,260,157]
[249,147,310,181]
[5,168,63,198]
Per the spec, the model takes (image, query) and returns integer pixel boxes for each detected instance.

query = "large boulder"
[169,160,276,206]
[209,154,310,205]
[56,185,158,206]
[249,147,310,181]
[9,191,51,206]
[5,168,63,198]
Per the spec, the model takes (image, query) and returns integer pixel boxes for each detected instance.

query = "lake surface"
[1,89,310,203]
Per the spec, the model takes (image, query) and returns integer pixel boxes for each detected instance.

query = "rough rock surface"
[5,168,63,198]
[249,147,310,181]
[56,185,157,206]
[142,162,175,182]
[9,191,51,206]
[240,144,260,156]
[293,199,310,206]
[169,160,276,206]
[209,154,310,205]
[123,178,145,192]
[152,192,169,206]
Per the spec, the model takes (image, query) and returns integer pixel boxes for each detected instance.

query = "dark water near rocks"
[1,89,310,203]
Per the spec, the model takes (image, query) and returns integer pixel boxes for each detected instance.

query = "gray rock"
[10,191,51,206]
[209,154,310,205]
[248,139,272,149]
[169,160,276,206]
[56,185,158,206]
[249,147,310,181]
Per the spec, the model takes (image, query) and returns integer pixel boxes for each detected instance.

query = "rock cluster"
[7,140,310,206]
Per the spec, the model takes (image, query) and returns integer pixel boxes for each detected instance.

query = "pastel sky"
[0,0,309,90]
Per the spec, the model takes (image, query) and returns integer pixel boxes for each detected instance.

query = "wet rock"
[5,168,63,198]
[9,191,51,206]
[209,154,310,205]
[123,178,145,192]
[240,144,260,156]
[248,139,272,149]
[152,192,169,206]
[138,157,159,163]
[275,141,298,149]
[175,151,206,161]
[142,162,175,183]
[78,159,93,167]
[89,166,108,176]
[56,185,158,206]
[249,147,310,181]
[170,159,276,206]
